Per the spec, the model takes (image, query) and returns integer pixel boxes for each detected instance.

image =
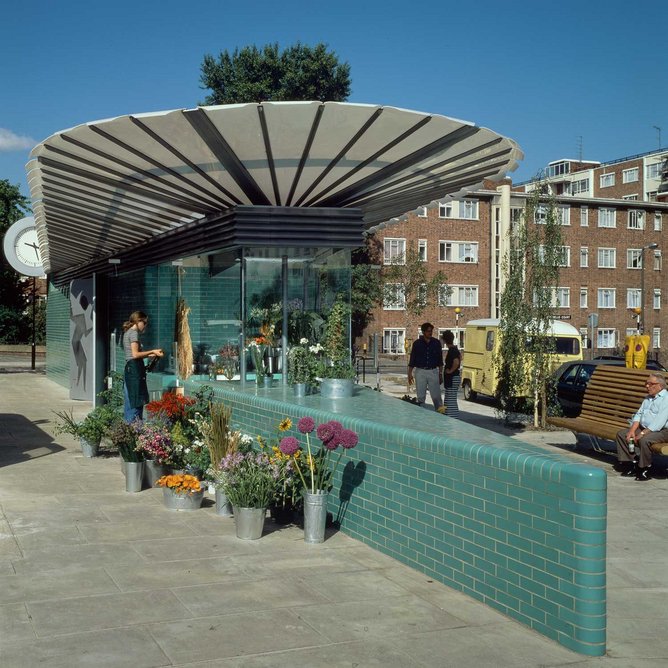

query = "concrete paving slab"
[0,602,37,644]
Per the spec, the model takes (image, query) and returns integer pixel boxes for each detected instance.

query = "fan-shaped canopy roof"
[27,101,522,274]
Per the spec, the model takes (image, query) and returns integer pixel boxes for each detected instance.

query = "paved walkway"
[1,367,667,666]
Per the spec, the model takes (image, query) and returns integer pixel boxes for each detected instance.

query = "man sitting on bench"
[615,373,668,481]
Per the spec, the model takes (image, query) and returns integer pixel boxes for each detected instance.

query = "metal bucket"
[293,382,307,398]
[144,460,168,487]
[125,461,144,493]
[80,438,100,458]
[162,488,204,511]
[233,506,267,540]
[319,378,354,399]
[303,490,328,543]
[215,488,233,517]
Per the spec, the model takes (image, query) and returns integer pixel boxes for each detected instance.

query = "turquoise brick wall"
[181,378,607,657]
[46,281,70,388]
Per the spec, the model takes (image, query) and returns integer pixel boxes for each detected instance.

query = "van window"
[526,336,580,355]
[486,331,495,351]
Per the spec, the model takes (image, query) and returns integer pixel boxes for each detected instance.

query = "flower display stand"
[162,488,204,511]
[233,506,267,539]
[125,461,144,493]
[303,490,328,543]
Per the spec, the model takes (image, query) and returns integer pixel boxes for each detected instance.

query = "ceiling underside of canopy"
[27,101,523,274]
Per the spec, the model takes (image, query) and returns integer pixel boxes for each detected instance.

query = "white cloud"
[0,128,36,152]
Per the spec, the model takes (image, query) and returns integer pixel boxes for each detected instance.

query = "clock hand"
[25,242,41,259]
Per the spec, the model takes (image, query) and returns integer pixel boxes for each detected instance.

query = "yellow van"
[460,318,583,401]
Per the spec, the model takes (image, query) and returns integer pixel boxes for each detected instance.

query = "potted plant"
[287,339,320,396]
[318,295,356,398]
[280,416,359,543]
[155,473,204,511]
[109,420,144,492]
[215,343,240,380]
[133,418,173,485]
[52,406,109,457]
[248,336,272,386]
[219,449,277,539]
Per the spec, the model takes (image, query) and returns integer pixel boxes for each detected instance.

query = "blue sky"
[2,0,667,199]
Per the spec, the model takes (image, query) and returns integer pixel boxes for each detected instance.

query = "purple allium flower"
[323,439,339,451]
[316,420,342,445]
[298,416,315,434]
[339,429,359,449]
[279,436,300,456]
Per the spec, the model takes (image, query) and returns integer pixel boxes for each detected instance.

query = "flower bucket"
[144,460,168,487]
[257,375,272,388]
[80,438,100,458]
[215,488,233,517]
[233,506,267,540]
[162,487,204,511]
[303,490,328,543]
[292,382,307,398]
[125,461,144,493]
[319,378,354,399]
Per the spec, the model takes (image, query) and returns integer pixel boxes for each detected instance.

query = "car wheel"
[463,380,477,401]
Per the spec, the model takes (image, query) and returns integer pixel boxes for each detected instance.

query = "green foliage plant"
[287,340,319,384]
[318,295,356,380]
[495,180,563,428]
[52,406,108,444]
[200,42,351,105]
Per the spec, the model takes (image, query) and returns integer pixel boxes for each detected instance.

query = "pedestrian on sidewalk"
[122,311,164,423]
[614,372,668,481]
[441,330,461,418]
[407,322,443,411]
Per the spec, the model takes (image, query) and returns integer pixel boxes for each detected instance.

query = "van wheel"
[463,380,477,401]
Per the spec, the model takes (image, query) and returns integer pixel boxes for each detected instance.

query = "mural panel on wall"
[69,278,95,400]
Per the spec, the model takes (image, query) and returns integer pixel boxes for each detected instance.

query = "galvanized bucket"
[319,378,354,399]
[80,438,100,458]
[233,506,267,539]
[215,488,233,517]
[162,488,204,511]
[125,461,144,493]
[303,490,328,543]
[292,382,307,398]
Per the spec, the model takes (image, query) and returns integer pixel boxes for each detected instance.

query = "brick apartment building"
[362,148,668,363]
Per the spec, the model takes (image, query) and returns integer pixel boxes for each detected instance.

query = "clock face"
[3,216,45,277]
[15,228,42,268]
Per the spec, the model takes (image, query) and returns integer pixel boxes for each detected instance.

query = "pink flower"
[298,416,315,434]
[316,420,342,445]
[340,429,359,449]
[279,436,300,456]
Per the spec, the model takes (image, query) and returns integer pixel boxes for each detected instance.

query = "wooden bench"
[548,365,668,455]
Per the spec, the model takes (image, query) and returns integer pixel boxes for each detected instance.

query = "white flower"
[184,448,191,454]
[309,344,323,354]
[300,337,308,345]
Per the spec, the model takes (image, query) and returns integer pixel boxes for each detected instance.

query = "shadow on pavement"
[0,413,65,467]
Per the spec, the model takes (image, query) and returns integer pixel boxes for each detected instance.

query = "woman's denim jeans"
[123,383,143,423]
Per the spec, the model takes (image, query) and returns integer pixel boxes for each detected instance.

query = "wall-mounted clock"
[3,216,44,277]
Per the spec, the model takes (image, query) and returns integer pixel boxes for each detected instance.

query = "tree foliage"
[200,42,351,105]
[495,183,564,427]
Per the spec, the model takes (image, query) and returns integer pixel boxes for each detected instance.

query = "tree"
[200,42,351,105]
[350,240,383,341]
[495,182,564,428]
[0,179,33,343]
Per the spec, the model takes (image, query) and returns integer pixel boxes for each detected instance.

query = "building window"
[623,167,639,183]
[580,206,589,227]
[597,328,616,348]
[535,204,548,224]
[439,284,479,307]
[418,239,427,262]
[580,247,589,268]
[538,245,570,266]
[655,213,662,231]
[598,288,616,308]
[383,283,405,310]
[460,200,479,220]
[653,327,661,349]
[580,288,588,309]
[597,248,616,268]
[627,288,641,309]
[384,238,406,264]
[647,163,662,179]
[598,208,616,228]
[383,329,406,354]
[571,178,589,195]
[647,191,658,202]
[600,173,615,188]
[556,287,570,308]
[628,210,644,229]
[439,241,479,263]
[654,250,662,271]
[627,248,642,269]
[654,289,661,310]
[557,205,570,225]
[438,202,453,218]
[417,206,427,218]
[622,194,639,201]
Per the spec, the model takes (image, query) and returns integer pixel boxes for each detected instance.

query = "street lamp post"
[640,242,659,334]
[454,307,462,345]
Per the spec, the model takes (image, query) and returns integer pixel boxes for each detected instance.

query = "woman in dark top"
[441,330,462,418]
[122,311,163,423]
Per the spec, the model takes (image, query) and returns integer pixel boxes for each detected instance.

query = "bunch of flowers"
[248,336,271,379]
[216,343,240,380]
[218,450,278,509]
[279,417,359,493]
[155,473,202,495]
[134,418,173,464]
[287,338,322,385]
[168,420,210,475]
[146,391,196,424]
